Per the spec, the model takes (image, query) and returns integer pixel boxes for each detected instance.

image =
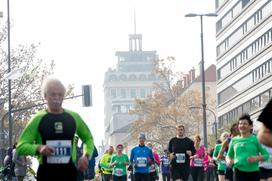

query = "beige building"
[180,64,217,136]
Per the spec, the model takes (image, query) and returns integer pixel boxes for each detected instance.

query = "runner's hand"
[217,154,224,161]
[226,158,233,168]
[169,152,175,160]
[186,150,192,156]
[247,156,257,163]
[78,155,89,172]
[37,145,54,156]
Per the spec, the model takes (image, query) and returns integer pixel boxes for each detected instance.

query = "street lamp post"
[7,0,12,148]
[189,106,217,140]
[185,13,217,148]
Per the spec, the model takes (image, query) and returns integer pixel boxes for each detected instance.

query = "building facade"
[104,33,160,147]
[179,65,217,136]
[216,0,272,129]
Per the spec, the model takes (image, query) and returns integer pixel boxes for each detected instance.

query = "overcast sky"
[1,0,217,146]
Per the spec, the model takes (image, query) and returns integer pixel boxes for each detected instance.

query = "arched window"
[109,75,117,81]
[148,74,156,81]
[128,74,137,81]
[119,74,127,81]
[139,74,147,81]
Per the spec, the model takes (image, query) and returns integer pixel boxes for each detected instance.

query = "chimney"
[191,67,195,81]
[187,74,191,85]
[183,76,187,87]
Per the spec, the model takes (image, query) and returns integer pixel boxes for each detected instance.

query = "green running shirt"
[110,153,129,176]
[16,109,94,165]
[227,134,269,172]
[213,144,226,171]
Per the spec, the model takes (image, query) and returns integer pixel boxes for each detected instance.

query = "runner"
[110,144,129,181]
[100,146,114,181]
[130,133,154,181]
[203,148,216,181]
[190,135,205,181]
[168,124,195,181]
[147,142,160,181]
[259,144,272,181]
[16,78,94,181]
[226,114,269,181]
[12,142,27,181]
[258,99,272,147]
[213,132,229,181]
[160,149,170,181]
[84,145,98,181]
[217,123,239,181]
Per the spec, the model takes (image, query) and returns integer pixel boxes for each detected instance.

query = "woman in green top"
[226,114,269,181]
[110,144,130,181]
[213,132,229,181]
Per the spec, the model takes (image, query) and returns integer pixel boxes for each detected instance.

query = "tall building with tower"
[103,32,160,147]
[216,0,272,129]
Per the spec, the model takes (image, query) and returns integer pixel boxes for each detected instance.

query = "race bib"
[163,159,169,166]
[193,158,203,167]
[115,168,124,176]
[46,140,71,164]
[149,164,156,172]
[136,157,147,167]
[176,153,185,163]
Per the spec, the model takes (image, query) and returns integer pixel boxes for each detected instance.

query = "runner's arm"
[74,113,94,158]
[257,140,269,161]
[218,140,228,160]
[16,115,43,156]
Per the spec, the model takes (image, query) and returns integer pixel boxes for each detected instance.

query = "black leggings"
[191,167,204,181]
[234,168,260,181]
[162,173,170,181]
[37,163,77,181]
[134,173,149,181]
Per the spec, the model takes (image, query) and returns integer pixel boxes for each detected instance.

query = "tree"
[128,57,215,151]
[0,25,74,145]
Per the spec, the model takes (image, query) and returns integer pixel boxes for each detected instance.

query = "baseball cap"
[116,144,123,149]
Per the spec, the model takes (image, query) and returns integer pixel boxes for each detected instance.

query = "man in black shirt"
[168,124,195,181]
[258,98,272,147]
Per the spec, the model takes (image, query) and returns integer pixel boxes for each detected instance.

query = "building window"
[121,88,126,98]
[217,1,272,58]
[260,91,269,107]
[218,88,272,125]
[130,88,136,98]
[109,75,117,82]
[119,57,125,62]
[119,74,127,81]
[251,96,260,112]
[111,89,116,99]
[112,105,120,113]
[139,74,147,81]
[218,73,252,104]
[126,104,132,112]
[148,74,156,81]
[121,105,127,113]
[218,28,272,81]
[129,74,137,81]
[140,88,146,98]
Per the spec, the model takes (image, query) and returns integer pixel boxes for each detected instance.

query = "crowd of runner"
[98,104,272,181]
[7,78,272,181]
